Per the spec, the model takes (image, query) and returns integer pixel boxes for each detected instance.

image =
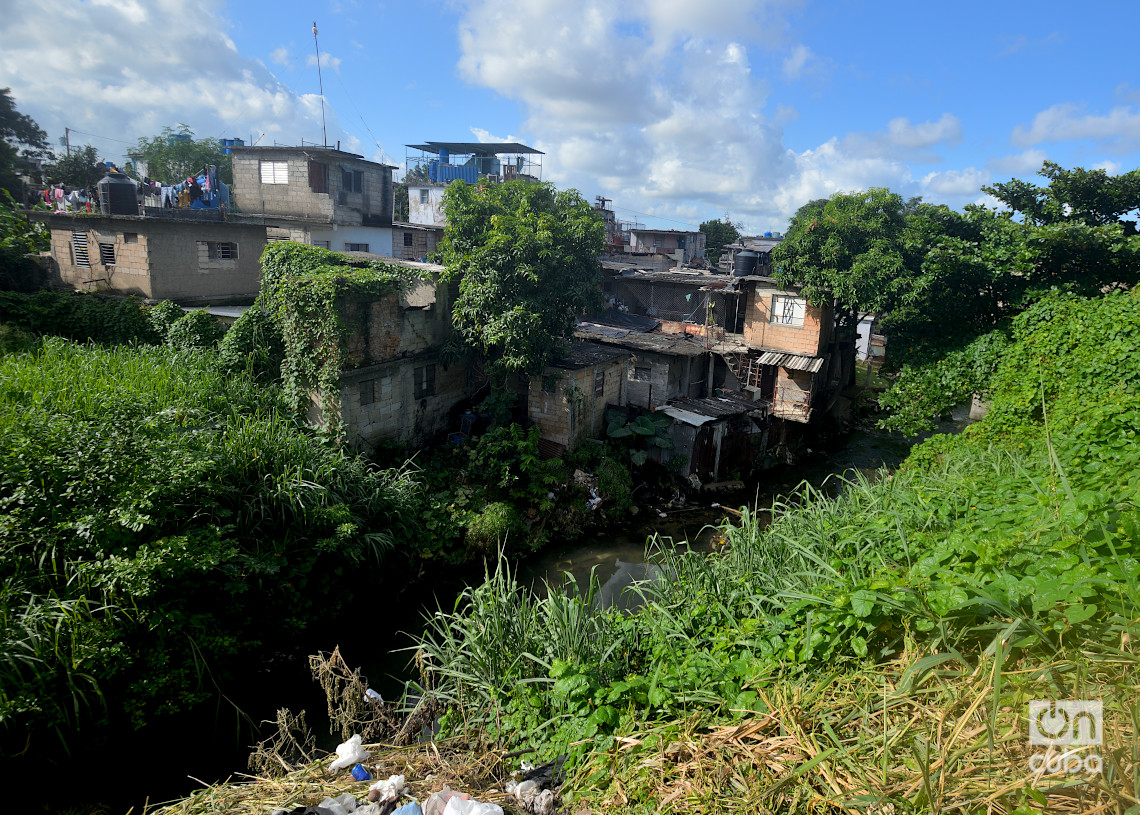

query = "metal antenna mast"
[312,21,327,147]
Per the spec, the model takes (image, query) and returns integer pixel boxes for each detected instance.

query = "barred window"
[771,295,805,326]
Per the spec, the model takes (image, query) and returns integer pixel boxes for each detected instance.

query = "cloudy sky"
[1,0,1136,232]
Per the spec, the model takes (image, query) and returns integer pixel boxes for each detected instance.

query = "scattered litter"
[442,798,503,815]
[318,792,360,815]
[328,734,371,773]
[423,787,470,815]
[368,774,408,803]
[505,780,556,815]
[392,804,422,815]
[352,763,373,782]
[364,688,384,704]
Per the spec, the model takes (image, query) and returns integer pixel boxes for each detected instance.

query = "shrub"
[218,307,284,380]
[466,502,522,553]
[165,309,223,350]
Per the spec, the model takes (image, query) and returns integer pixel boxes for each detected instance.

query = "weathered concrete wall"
[340,354,473,451]
[337,279,451,368]
[408,186,447,227]
[624,349,694,410]
[742,286,830,357]
[232,150,393,227]
[48,216,264,301]
[528,356,626,452]
[391,226,440,260]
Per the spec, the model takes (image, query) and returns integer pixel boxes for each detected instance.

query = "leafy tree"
[46,145,104,190]
[437,180,604,394]
[699,216,741,264]
[128,124,232,184]
[0,88,52,201]
[0,190,49,290]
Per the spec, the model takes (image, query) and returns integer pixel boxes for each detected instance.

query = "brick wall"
[391,227,439,260]
[338,279,451,368]
[741,285,831,356]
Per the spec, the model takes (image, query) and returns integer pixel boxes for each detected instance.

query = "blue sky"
[2,0,1137,232]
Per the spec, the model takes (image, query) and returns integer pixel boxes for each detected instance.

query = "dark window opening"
[594,369,605,397]
[403,232,414,247]
[342,169,363,193]
[633,366,651,382]
[359,379,376,406]
[98,243,115,266]
[414,364,436,399]
[308,160,329,194]
[344,243,369,253]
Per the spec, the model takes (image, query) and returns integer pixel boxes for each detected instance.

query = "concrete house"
[325,257,479,452]
[33,211,266,302]
[628,228,707,265]
[230,145,396,256]
[526,342,627,456]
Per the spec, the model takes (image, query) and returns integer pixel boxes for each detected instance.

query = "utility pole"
[312,22,327,147]
[65,127,71,156]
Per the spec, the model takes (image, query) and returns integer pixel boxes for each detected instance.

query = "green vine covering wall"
[258,243,425,438]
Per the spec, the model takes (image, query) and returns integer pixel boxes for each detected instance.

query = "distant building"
[628,228,707,265]
[403,141,544,228]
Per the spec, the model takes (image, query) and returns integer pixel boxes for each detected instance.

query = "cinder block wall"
[742,287,830,356]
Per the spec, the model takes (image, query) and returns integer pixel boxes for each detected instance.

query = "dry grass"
[150,735,521,815]
[570,651,1140,814]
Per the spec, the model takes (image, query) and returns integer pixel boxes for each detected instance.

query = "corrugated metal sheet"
[662,406,716,427]
[755,351,824,373]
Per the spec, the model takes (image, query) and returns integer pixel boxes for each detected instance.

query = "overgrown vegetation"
[408,288,1140,812]
[0,333,419,744]
[258,242,421,434]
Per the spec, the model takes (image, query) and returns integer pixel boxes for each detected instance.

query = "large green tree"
[699,216,741,265]
[128,124,232,184]
[46,144,105,190]
[437,180,604,393]
[0,88,52,201]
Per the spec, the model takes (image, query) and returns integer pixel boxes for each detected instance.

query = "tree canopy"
[771,188,916,329]
[699,216,741,264]
[1,88,51,200]
[46,145,105,190]
[128,124,232,184]
[436,180,604,389]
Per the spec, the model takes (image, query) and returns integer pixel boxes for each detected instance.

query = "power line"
[610,205,701,229]
[64,127,136,147]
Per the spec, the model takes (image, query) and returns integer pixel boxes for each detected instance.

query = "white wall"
[309,225,394,258]
[408,186,447,227]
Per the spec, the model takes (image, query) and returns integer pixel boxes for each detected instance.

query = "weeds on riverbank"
[405,290,1140,812]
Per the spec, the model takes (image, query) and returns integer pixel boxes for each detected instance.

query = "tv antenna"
[312,21,328,147]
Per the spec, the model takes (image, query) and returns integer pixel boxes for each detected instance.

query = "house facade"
[35,212,266,302]
[526,342,627,456]
[230,145,396,256]
[628,228,707,265]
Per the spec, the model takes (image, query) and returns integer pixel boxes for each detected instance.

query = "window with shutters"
[594,369,605,397]
[414,364,436,399]
[259,161,288,184]
[341,169,363,193]
[308,160,328,194]
[71,229,90,268]
[770,295,806,326]
[99,243,115,266]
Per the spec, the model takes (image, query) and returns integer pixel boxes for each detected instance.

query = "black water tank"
[97,173,138,216]
[734,250,759,277]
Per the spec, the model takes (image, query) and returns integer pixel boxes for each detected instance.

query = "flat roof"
[407,141,544,156]
[576,325,709,358]
[629,227,702,235]
[548,341,627,370]
[230,145,397,168]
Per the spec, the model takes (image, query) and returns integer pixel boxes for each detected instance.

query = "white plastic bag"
[368,773,407,802]
[328,734,372,773]
[318,792,359,815]
[443,797,504,815]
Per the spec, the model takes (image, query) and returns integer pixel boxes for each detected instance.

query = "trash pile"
[258,735,562,815]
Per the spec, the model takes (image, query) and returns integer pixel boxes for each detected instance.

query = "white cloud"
[1012,103,1140,151]
[270,46,293,68]
[920,167,990,197]
[887,114,962,149]
[0,0,355,166]
[987,149,1048,176]
[782,44,813,79]
[306,52,342,74]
